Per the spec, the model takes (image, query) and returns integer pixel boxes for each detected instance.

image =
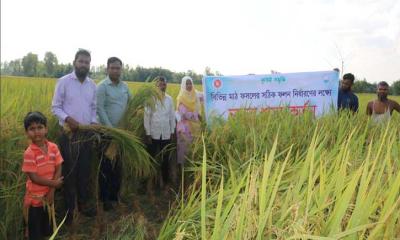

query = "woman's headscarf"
[177,76,200,112]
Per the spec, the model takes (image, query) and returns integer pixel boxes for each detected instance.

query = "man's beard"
[75,67,89,79]
[378,94,388,101]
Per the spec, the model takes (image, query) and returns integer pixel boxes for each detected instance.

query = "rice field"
[1,76,399,239]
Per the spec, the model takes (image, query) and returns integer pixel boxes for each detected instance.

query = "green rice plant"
[0,77,162,239]
[1,76,400,239]
[76,125,156,178]
[158,111,400,239]
[118,83,163,136]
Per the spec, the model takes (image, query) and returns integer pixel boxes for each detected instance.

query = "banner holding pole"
[202,71,339,124]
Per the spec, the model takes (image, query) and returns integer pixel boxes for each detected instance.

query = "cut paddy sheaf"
[0,76,399,239]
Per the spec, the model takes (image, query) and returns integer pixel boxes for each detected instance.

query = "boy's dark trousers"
[148,137,171,184]
[27,206,52,240]
[59,130,94,222]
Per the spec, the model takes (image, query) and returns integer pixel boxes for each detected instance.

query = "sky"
[1,0,399,83]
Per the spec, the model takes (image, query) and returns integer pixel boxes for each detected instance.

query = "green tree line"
[1,51,399,94]
[353,78,400,95]
[0,52,223,84]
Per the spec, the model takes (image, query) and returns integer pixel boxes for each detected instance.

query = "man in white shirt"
[144,76,176,189]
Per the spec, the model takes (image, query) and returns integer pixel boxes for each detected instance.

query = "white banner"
[202,71,339,123]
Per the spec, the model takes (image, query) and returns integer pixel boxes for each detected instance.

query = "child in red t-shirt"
[22,112,64,240]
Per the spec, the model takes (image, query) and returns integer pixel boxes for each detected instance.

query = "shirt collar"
[105,76,121,85]
[29,140,49,151]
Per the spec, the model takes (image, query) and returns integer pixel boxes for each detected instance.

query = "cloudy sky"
[1,0,399,83]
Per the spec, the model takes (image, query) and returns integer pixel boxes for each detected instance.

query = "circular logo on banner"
[213,79,222,89]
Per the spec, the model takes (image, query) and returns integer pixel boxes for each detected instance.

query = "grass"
[1,75,399,239]
[158,111,400,239]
